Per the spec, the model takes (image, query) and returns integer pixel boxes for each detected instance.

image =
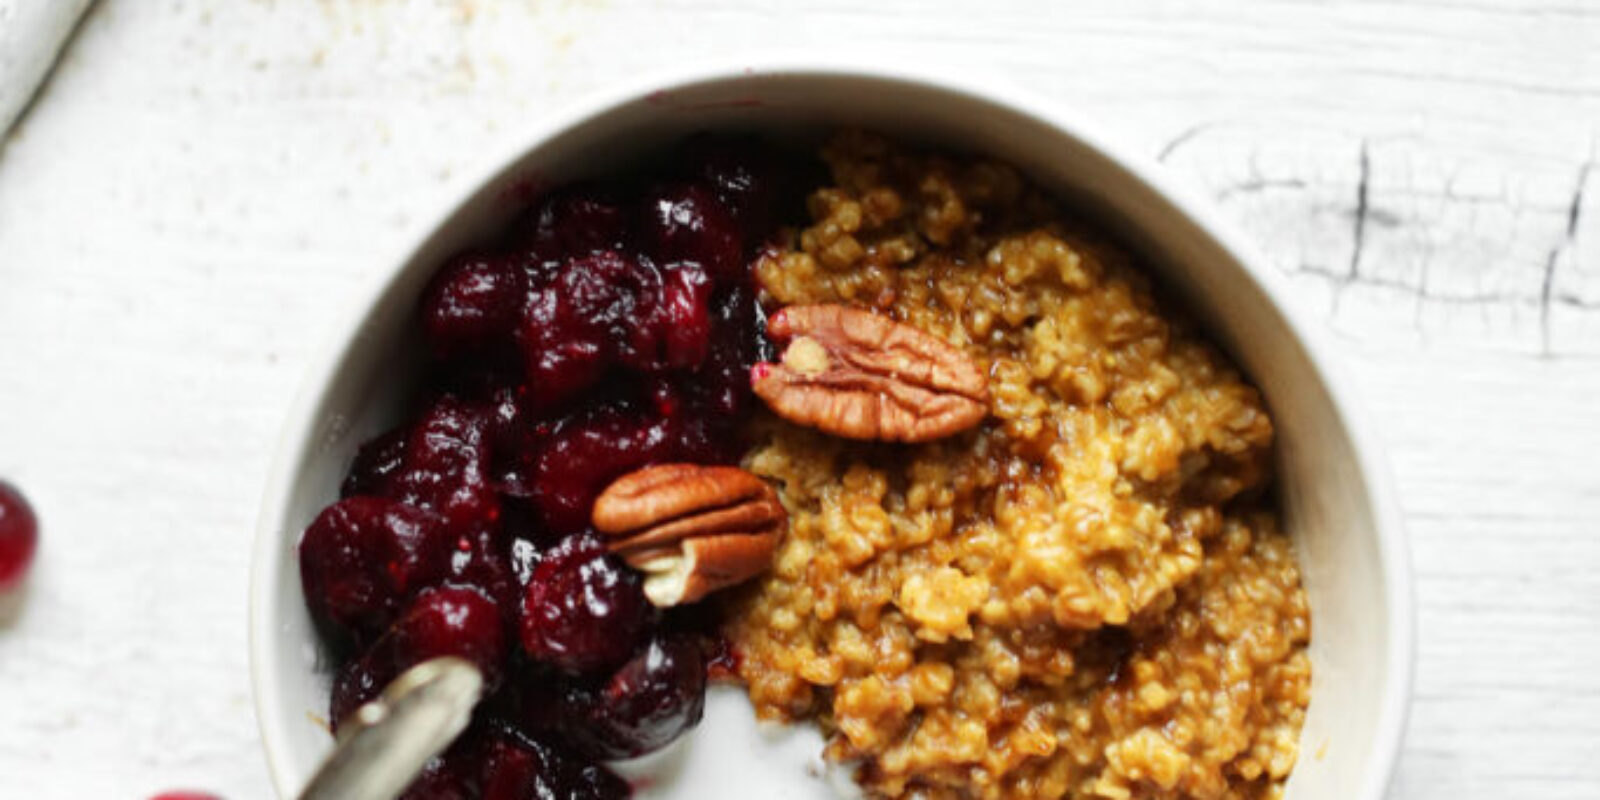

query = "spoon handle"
[298,657,483,800]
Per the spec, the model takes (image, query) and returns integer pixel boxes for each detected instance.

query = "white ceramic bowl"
[251,59,1413,800]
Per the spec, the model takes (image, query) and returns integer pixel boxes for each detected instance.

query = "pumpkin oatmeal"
[725,132,1312,799]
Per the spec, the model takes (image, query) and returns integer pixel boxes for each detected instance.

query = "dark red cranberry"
[481,730,629,800]
[518,282,610,414]
[299,497,450,648]
[446,527,519,613]
[398,731,484,800]
[641,182,742,281]
[482,661,570,737]
[420,250,525,358]
[516,186,631,269]
[341,428,408,499]
[331,586,508,730]
[692,282,771,420]
[329,648,387,732]
[392,396,499,536]
[564,633,707,759]
[520,533,651,675]
[527,405,676,534]
[0,481,38,593]
[649,263,712,371]
[680,134,786,234]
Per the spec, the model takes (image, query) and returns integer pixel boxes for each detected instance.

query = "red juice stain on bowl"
[0,480,37,592]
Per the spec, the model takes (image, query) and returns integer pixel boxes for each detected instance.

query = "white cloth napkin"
[0,0,93,138]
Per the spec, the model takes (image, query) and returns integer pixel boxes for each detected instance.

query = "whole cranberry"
[480,730,629,800]
[398,729,485,800]
[692,281,771,419]
[646,262,713,371]
[0,481,38,593]
[680,134,787,234]
[391,396,499,536]
[527,405,677,534]
[516,185,630,268]
[641,182,742,281]
[340,428,408,499]
[564,633,707,759]
[517,280,610,414]
[520,533,651,675]
[419,251,525,358]
[331,586,508,730]
[446,526,519,614]
[299,497,449,649]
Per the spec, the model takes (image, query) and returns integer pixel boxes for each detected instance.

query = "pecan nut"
[592,464,785,607]
[751,304,989,442]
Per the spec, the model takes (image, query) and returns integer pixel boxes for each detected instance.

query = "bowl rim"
[248,55,1414,800]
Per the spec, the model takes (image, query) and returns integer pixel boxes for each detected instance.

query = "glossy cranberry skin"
[331,586,507,730]
[398,734,484,800]
[480,730,629,800]
[446,527,519,614]
[420,251,525,358]
[341,428,408,499]
[299,497,449,648]
[517,186,630,269]
[681,134,786,234]
[517,271,612,413]
[392,396,499,536]
[649,263,712,371]
[693,281,771,420]
[527,405,677,534]
[641,182,742,282]
[565,633,707,759]
[520,533,651,675]
[0,481,38,593]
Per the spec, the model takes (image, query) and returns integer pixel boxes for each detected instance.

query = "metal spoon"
[297,657,484,800]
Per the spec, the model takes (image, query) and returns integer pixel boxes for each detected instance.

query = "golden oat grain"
[728,132,1310,800]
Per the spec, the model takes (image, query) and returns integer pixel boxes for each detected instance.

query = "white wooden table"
[0,2,1595,798]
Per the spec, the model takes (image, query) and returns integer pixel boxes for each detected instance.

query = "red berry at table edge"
[0,480,38,592]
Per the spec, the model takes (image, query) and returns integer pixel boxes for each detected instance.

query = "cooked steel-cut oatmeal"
[725,132,1312,799]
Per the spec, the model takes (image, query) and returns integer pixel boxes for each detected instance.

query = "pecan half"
[592,464,785,607]
[751,304,989,442]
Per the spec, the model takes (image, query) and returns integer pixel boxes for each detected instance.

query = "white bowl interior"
[252,67,1409,800]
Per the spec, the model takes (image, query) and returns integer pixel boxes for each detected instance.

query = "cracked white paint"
[0,1,1597,798]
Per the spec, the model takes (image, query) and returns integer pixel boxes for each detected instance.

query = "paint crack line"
[1541,153,1592,356]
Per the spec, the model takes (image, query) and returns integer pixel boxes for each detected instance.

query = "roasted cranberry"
[681,134,787,234]
[649,263,712,371]
[564,633,707,759]
[341,428,408,499]
[299,497,449,648]
[520,533,651,675]
[420,251,525,358]
[392,396,498,536]
[518,282,610,413]
[480,730,629,800]
[693,281,771,419]
[446,527,519,613]
[0,481,38,593]
[641,182,742,281]
[331,586,507,730]
[516,186,630,269]
[527,405,676,534]
[399,732,484,800]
